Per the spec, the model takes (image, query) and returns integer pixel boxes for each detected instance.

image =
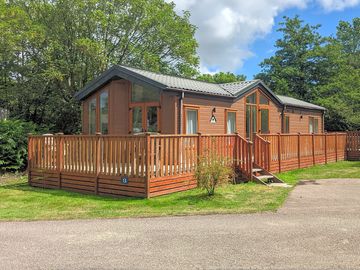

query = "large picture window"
[100,91,108,134]
[131,83,160,103]
[89,98,96,134]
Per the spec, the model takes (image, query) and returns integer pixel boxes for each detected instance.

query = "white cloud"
[316,0,360,11]
[166,0,359,74]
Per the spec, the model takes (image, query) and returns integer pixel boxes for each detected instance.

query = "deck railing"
[347,131,360,160]
[28,133,253,197]
[261,132,347,173]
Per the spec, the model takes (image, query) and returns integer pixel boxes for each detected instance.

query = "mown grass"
[277,161,360,185]
[0,175,289,221]
[0,161,359,221]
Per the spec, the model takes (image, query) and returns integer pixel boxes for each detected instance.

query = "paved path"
[1,179,360,270]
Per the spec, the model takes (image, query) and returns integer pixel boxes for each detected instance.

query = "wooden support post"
[297,133,301,169]
[27,134,32,185]
[145,133,151,199]
[95,132,101,195]
[312,133,315,165]
[324,133,328,164]
[197,132,202,157]
[248,141,253,181]
[56,133,64,189]
[277,133,281,173]
[335,132,338,162]
[234,132,239,166]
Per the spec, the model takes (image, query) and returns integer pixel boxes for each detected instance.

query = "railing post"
[197,132,202,157]
[27,134,32,186]
[312,133,315,165]
[248,141,253,181]
[324,132,328,164]
[277,133,281,173]
[253,132,258,165]
[56,133,64,189]
[234,132,239,167]
[145,133,151,199]
[297,132,301,169]
[335,132,338,162]
[95,132,101,195]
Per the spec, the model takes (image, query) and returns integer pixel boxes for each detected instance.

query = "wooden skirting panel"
[347,151,360,161]
[29,169,146,198]
[149,174,197,197]
[269,153,346,173]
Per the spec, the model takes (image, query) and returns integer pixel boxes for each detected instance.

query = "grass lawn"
[0,161,359,221]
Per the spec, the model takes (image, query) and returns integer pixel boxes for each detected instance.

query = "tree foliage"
[0,0,199,133]
[257,16,360,131]
[0,120,39,172]
[197,72,246,84]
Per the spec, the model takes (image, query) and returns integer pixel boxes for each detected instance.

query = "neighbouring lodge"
[75,65,325,139]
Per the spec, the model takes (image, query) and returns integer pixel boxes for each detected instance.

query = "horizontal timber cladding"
[262,132,347,173]
[347,131,360,161]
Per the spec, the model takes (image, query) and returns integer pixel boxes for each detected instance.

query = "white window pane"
[227,112,236,134]
[186,110,198,134]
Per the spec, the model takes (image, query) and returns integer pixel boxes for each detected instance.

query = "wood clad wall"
[110,80,129,134]
[182,88,281,137]
[81,79,129,135]
[161,91,178,134]
[284,107,323,133]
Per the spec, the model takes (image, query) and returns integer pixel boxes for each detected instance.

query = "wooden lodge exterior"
[75,66,325,139]
[28,66,360,199]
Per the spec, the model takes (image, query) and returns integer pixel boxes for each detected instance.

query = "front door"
[131,105,160,133]
[246,91,270,140]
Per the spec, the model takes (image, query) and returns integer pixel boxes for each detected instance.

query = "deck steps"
[252,165,287,187]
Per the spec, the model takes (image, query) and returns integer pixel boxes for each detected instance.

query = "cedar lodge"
[75,65,325,139]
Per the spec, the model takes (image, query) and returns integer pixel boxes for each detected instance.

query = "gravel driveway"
[1,179,360,270]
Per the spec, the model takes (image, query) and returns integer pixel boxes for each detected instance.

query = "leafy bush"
[195,152,234,196]
[0,119,38,172]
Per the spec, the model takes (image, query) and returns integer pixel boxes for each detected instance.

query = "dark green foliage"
[0,120,39,172]
[0,0,199,133]
[258,16,360,131]
[197,72,246,84]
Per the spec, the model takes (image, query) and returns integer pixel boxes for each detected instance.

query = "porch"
[28,132,358,198]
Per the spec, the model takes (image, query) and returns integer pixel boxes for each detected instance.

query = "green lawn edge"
[0,161,359,221]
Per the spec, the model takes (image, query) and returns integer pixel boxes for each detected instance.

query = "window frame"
[245,89,271,139]
[183,105,200,134]
[284,115,290,133]
[309,116,319,134]
[88,97,97,135]
[99,90,109,134]
[225,109,237,134]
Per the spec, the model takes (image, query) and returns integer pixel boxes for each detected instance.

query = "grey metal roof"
[277,95,325,111]
[219,80,260,96]
[123,66,231,96]
[74,65,325,111]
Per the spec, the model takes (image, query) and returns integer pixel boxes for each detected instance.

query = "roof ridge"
[219,79,259,86]
[119,65,222,87]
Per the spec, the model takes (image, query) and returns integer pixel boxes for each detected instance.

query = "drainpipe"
[179,91,184,134]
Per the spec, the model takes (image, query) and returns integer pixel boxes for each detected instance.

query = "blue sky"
[168,0,360,79]
[241,4,360,79]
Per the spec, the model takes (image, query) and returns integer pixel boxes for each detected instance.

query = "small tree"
[195,151,234,196]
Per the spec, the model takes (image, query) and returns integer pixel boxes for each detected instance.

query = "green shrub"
[195,152,234,196]
[0,119,38,172]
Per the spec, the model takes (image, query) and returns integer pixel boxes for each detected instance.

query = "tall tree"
[0,0,199,133]
[315,18,360,131]
[197,72,246,84]
[257,16,330,101]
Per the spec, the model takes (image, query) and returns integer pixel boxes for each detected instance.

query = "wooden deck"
[28,131,359,198]
[28,134,252,198]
